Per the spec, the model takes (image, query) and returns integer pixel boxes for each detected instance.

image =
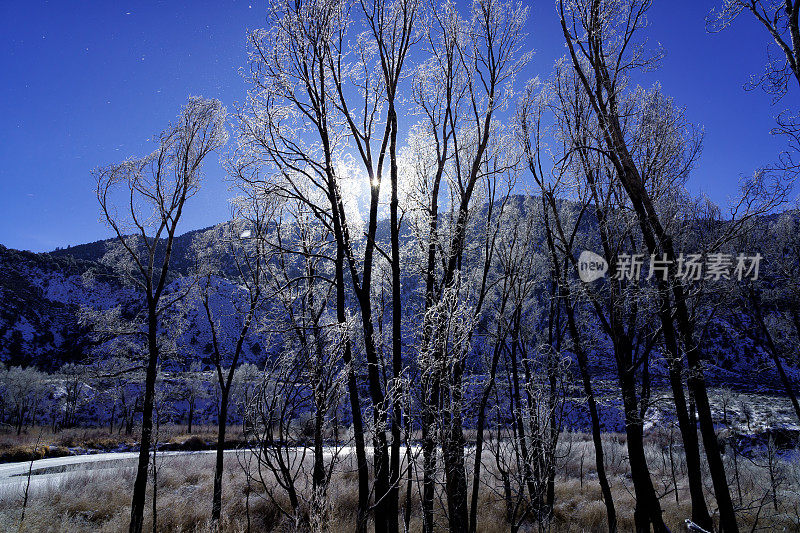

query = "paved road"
[0,444,422,499]
[0,450,229,498]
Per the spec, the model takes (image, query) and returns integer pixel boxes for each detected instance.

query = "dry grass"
[0,425,245,459]
[0,444,71,463]
[0,431,798,532]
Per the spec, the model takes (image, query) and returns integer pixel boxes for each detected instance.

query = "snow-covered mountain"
[0,224,255,370]
[1,205,798,396]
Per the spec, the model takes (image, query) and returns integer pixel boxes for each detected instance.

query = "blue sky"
[0,1,793,252]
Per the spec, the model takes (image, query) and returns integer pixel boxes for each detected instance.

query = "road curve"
[0,445,422,499]
[0,450,230,498]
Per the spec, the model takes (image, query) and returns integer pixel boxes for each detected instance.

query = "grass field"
[0,428,797,532]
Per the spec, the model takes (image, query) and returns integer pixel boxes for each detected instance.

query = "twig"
[18,428,45,531]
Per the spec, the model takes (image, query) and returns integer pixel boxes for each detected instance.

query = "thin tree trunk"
[561,285,617,532]
[403,414,413,533]
[388,103,402,533]
[421,174,443,533]
[655,278,713,531]
[355,296,391,533]
[442,366,469,533]
[509,318,538,509]
[469,295,510,533]
[620,367,668,533]
[187,397,194,434]
[421,375,440,533]
[16,406,24,436]
[211,387,229,528]
[750,289,800,423]
[151,413,159,533]
[336,244,369,533]
[129,306,159,533]
[790,306,800,366]
[311,334,328,528]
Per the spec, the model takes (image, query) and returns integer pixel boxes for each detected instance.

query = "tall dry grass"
[0,430,797,532]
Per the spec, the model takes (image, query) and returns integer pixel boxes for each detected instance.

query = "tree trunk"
[619,362,668,533]
[328,161,387,532]
[655,279,713,531]
[211,387,229,528]
[403,415,413,533]
[560,10,739,528]
[664,355,712,530]
[387,103,402,533]
[508,325,538,510]
[187,397,195,435]
[311,346,328,528]
[421,169,443,533]
[441,368,469,533]
[608,108,739,533]
[562,286,617,532]
[16,405,24,436]
[344,340,369,533]
[129,307,159,533]
[672,274,739,533]
[750,289,800,423]
[354,294,392,533]
[421,373,440,533]
[336,244,369,533]
[469,296,509,533]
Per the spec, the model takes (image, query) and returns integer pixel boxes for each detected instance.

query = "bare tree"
[406,1,529,529]
[517,77,618,532]
[727,213,800,423]
[708,0,800,99]
[93,96,227,533]
[235,0,374,525]
[244,199,349,531]
[557,0,745,529]
[239,0,531,528]
[708,1,800,177]
[0,366,46,436]
[192,192,275,529]
[59,363,88,429]
[177,361,206,434]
